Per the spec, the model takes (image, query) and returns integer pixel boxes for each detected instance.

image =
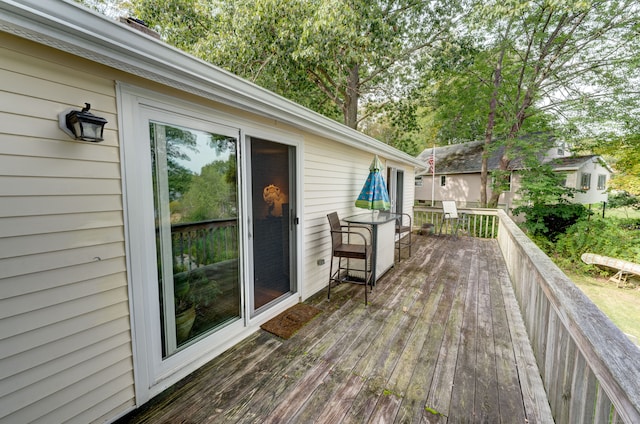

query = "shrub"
[552,217,640,272]
[514,203,591,241]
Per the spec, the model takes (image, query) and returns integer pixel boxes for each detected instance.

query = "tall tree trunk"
[344,63,360,129]
[487,90,534,207]
[481,40,507,208]
[482,87,498,207]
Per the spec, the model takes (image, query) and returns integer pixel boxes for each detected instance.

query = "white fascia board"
[0,0,424,169]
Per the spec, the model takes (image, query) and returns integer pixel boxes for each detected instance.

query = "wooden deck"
[118,235,552,423]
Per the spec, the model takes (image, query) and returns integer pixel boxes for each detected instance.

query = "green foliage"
[150,123,197,201]
[180,160,237,221]
[127,0,459,138]
[513,158,585,235]
[418,0,640,204]
[584,132,640,196]
[173,268,221,313]
[84,0,640,164]
[516,159,578,205]
[552,218,640,272]
[607,192,640,210]
[516,203,591,241]
[425,406,445,417]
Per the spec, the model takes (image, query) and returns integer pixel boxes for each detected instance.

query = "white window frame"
[580,173,592,190]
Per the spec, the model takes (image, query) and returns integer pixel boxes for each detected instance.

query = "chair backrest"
[441,200,459,219]
[327,212,342,250]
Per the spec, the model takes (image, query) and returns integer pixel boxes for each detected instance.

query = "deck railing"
[170,218,238,271]
[413,205,499,238]
[496,209,640,423]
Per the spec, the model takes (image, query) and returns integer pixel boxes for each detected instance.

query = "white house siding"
[571,161,609,204]
[0,35,134,424]
[301,138,414,298]
[415,173,516,210]
[401,166,415,220]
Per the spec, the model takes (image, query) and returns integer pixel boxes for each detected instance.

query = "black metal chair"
[395,213,412,261]
[327,212,372,304]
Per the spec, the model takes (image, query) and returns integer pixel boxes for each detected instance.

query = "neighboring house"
[415,140,611,210]
[549,155,613,205]
[0,2,423,423]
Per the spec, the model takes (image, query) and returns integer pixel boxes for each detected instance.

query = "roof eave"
[0,0,425,169]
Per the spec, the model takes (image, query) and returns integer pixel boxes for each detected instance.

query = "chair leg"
[327,255,334,300]
[364,256,368,305]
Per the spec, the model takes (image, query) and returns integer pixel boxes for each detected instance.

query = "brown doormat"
[260,303,322,339]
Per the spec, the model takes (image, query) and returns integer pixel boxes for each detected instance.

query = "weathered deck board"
[117,235,552,424]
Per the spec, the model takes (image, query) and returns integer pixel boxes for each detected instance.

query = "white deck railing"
[413,205,499,238]
[496,209,640,423]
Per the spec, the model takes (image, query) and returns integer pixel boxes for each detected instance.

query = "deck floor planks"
[485,240,527,423]
[448,240,481,422]
[421,238,475,423]
[474,239,501,423]
[118,236,552,424]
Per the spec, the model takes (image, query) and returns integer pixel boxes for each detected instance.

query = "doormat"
[260,303,322,339]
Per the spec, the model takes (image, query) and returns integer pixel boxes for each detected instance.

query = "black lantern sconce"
[59,103,108,142]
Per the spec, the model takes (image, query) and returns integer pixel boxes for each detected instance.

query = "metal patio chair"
[327,212,372,304]
[395,213,412,261]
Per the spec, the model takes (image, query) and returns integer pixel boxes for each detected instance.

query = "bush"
[607,191,640,210]
[514,203,591,241]
[552,217,640,272]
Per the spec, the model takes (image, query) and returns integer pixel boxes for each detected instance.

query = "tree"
[180,160,236,221]
[421,0,640,207]
[581,131,640,197]
[149,123,197,201]
[513,159,589,240]
[126,0,460,130]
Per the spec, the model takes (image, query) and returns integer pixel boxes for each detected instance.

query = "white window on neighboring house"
[440,175,446,186]
[415,176,423,187]
[597,174,607,190]
[580,173,591,190]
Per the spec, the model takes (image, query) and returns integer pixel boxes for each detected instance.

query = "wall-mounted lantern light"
[59,103,108,142]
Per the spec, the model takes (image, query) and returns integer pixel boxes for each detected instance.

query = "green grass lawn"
[603,205,640,220]
[568,272,640,346]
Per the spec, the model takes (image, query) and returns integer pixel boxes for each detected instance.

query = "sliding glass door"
[121,89,301,401]
[150,121,241,357]
[248,138,297,314]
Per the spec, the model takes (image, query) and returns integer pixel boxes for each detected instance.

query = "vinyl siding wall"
[301,138,415,298]
[0,36,134,423]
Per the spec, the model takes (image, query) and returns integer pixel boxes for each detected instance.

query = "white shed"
[0,1,423,422]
